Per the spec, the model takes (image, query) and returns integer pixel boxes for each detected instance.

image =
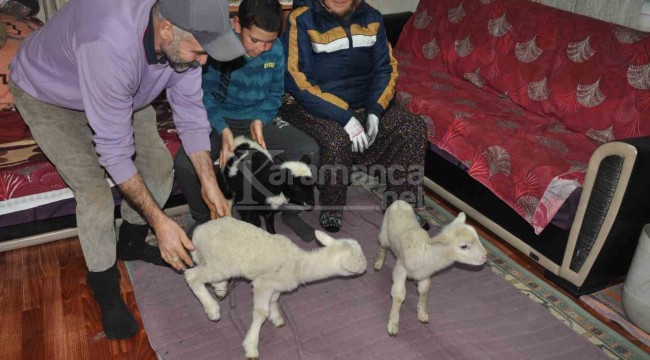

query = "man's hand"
[153,216,195,270]
[118,172,193,270]
[250,119,266,149]
[188,150,231,219]
[219,128,235,169]
[366,114,379,146]
[201,179,231,219]
[344,116,369,153]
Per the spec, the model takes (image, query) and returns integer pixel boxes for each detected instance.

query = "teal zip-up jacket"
[202,39,285,133]
[281,0,398,125]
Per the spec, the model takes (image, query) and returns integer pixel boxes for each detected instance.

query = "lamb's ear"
[428,231,451,245]
[452,212,466,225]
[315,230,335,246]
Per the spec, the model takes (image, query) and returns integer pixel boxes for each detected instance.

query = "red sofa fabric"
[0,110,30,142]
[395,0,650,233]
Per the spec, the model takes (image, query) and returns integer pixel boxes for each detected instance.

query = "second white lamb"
[374,200,487,336]
[185,217,367,360]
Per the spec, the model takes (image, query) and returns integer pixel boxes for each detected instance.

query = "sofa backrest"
[395,0,650,143]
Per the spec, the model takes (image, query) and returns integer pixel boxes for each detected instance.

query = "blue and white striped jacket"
[281,0,398,125]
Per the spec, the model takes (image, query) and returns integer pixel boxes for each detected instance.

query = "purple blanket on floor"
[129,186,607,359]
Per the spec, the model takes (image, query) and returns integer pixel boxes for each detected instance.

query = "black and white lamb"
[185,217,367,359]
[217,136,314,234]
[374,200,487,336]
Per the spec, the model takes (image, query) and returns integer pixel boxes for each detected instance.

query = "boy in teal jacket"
[175,0,319,242]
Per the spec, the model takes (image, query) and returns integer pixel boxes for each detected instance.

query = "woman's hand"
[344,116,368,153]
[366,114,379,146]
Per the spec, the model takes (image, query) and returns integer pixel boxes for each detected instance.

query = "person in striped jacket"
[279,0,429,232]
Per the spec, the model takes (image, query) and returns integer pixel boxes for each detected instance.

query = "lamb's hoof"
[244,351,259,360]
[387,322,399,337]
[418,314,429,324]
[373,262,383,271]
[206,309,221,322]
[215,293,226,301]
[270,317,285,327]
[243,341,258,359]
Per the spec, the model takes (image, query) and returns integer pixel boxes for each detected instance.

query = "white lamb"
[184,217,367,360]
[373,200,487,336]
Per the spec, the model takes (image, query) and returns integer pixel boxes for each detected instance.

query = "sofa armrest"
[382,11,413,48]
[559,136,650,289]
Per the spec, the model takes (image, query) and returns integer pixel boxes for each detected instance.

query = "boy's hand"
[250,120,266,149]
[220,128,234,169]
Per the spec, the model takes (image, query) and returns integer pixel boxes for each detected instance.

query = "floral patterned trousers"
[278,97,427,219]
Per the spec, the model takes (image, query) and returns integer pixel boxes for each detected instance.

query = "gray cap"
[159,0,245,62]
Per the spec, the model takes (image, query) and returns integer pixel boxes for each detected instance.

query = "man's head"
[233,0,282,58]
[153,5,206,73]
[157,0,245,68]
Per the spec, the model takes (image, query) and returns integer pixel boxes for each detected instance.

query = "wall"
[34,0,650,30]
[367,0,650,31]
[640,0,650,30]
[366,0,419,14]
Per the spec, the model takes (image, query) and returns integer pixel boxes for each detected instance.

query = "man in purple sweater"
[9,0,244,339]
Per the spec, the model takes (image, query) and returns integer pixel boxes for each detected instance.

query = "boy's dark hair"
[238,0,283,33]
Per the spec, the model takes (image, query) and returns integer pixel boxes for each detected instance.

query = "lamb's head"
[433,212,487,266]
[315,230,367,275]
[277,155,315,210]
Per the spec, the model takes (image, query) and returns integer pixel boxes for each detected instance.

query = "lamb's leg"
[184,267,222,321]
[239,210,252,225]
[239,210,262,228]
[211,280,229,300]
[268,291,285,327]
[374,215,389,271]
[263,213,276,234]
[374,247,387,271]
[416,278,431,324]
[242,285,273,360]
[387,261,408,336]
[250,213,262,228]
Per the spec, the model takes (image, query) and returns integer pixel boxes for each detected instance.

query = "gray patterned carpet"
[124,184,638,360]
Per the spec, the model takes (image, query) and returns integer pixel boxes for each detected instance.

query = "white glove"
[366,114,379,146]
[344,116,369,153]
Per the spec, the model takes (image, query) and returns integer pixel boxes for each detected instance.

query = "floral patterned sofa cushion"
[397,0,650,140]
[394,0,650,233]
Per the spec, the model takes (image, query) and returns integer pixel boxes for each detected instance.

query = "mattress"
[0,98,181,228]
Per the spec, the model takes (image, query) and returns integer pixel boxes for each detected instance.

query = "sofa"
[0,96,188,251]
[389,0,650,295]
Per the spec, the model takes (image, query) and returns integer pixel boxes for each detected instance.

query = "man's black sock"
[87,263,138,339]
[117,221,166,266]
